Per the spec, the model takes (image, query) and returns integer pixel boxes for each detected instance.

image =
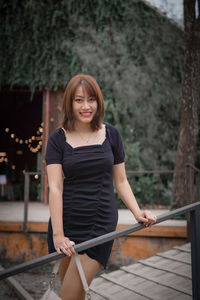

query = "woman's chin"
[76,117,93,125]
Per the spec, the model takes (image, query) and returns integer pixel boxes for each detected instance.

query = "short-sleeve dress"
[45,124,125,268]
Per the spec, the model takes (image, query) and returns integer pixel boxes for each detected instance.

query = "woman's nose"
[82,100,90,109]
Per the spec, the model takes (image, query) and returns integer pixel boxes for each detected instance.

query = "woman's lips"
[80,112,92,117]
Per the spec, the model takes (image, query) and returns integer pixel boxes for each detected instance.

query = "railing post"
[23,173,30,233]
[186,164,194,239]
[195,173,200,202]
[190,208,200,300]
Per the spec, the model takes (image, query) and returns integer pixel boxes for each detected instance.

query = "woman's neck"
[74,122,93,133]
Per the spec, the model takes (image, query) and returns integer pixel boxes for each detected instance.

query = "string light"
[0,153,8,164]
[1,123,44,171]
[0,152,6,157]
[4,122,43,153]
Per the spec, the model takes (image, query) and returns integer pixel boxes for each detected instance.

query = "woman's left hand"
[136,210,157,228]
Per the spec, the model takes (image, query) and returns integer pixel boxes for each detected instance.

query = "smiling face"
[72,85,98,126]
[62,75,104,131]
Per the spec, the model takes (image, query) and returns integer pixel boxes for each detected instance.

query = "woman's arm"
[47,164,75,256]
[113,163,157,226]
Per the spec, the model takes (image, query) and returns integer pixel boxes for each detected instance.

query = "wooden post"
[41,89,64,204]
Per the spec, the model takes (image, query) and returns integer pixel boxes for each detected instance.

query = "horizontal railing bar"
[0,201,200,281]
[127,170,184,175]
[186,163,200,173]
[24,172,41,175]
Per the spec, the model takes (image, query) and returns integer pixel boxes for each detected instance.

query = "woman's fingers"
[54,237,75,256]
[137,211,157,227]
[143,211,157,227]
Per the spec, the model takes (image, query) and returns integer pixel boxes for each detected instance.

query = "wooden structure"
[0,202,200,299]
[41,89,64,204]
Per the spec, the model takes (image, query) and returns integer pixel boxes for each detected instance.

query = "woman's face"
[72,85,98,125]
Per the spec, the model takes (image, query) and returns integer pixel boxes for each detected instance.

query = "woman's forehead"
[74,82,96,98]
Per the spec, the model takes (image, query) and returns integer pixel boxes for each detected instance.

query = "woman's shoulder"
[48,127,65,144]
[49,127,64,138]
[106,123,121,137]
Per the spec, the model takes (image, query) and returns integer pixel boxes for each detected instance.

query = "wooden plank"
[173,245,191,253]
[100,274,152,300]
[138,258,192,279]
[117,225,187,237]
[26,222,48,232]
[102,272,181,300]
[0,221,23,231]
[0,221,48,232]
[156,252,191,265]
[121,263,192,296]
[0,222,186,236]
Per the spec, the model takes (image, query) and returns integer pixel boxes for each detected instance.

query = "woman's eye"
[75,98,82,103]
[89,98,95,102]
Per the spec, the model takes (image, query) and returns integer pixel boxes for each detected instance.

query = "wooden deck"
[89,243,192,299]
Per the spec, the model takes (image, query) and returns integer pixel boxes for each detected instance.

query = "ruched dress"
[45,124,125,268]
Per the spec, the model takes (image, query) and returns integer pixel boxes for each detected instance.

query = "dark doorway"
[0,90,43,200]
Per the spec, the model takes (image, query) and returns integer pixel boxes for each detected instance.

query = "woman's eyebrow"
[75,94,84,98]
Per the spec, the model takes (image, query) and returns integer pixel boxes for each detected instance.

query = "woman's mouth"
[80,112,92,117]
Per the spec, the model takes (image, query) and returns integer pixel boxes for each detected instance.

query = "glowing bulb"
[34,174,39,179]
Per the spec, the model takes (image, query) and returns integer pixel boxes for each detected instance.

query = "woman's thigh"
[59,256,71,284]
[59,253,101,300]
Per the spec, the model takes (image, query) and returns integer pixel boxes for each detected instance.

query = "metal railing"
[23,171,41,232]
[127,163,200,208]
[0,201,200,299]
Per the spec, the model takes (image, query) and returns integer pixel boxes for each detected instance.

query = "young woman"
[45,74,157,300]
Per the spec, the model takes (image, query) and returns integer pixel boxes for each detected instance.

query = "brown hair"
[62,74,104,131]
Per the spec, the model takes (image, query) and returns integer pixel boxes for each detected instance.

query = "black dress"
[45,124,125,268]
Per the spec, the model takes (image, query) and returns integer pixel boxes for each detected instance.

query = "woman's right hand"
[53,235,75,256]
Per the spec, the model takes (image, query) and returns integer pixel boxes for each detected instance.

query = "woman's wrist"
[53,231,64,238]
[133,209,142,221]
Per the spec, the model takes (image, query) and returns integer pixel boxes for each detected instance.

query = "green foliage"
[0,0,185,206]
[127,173,173,207]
